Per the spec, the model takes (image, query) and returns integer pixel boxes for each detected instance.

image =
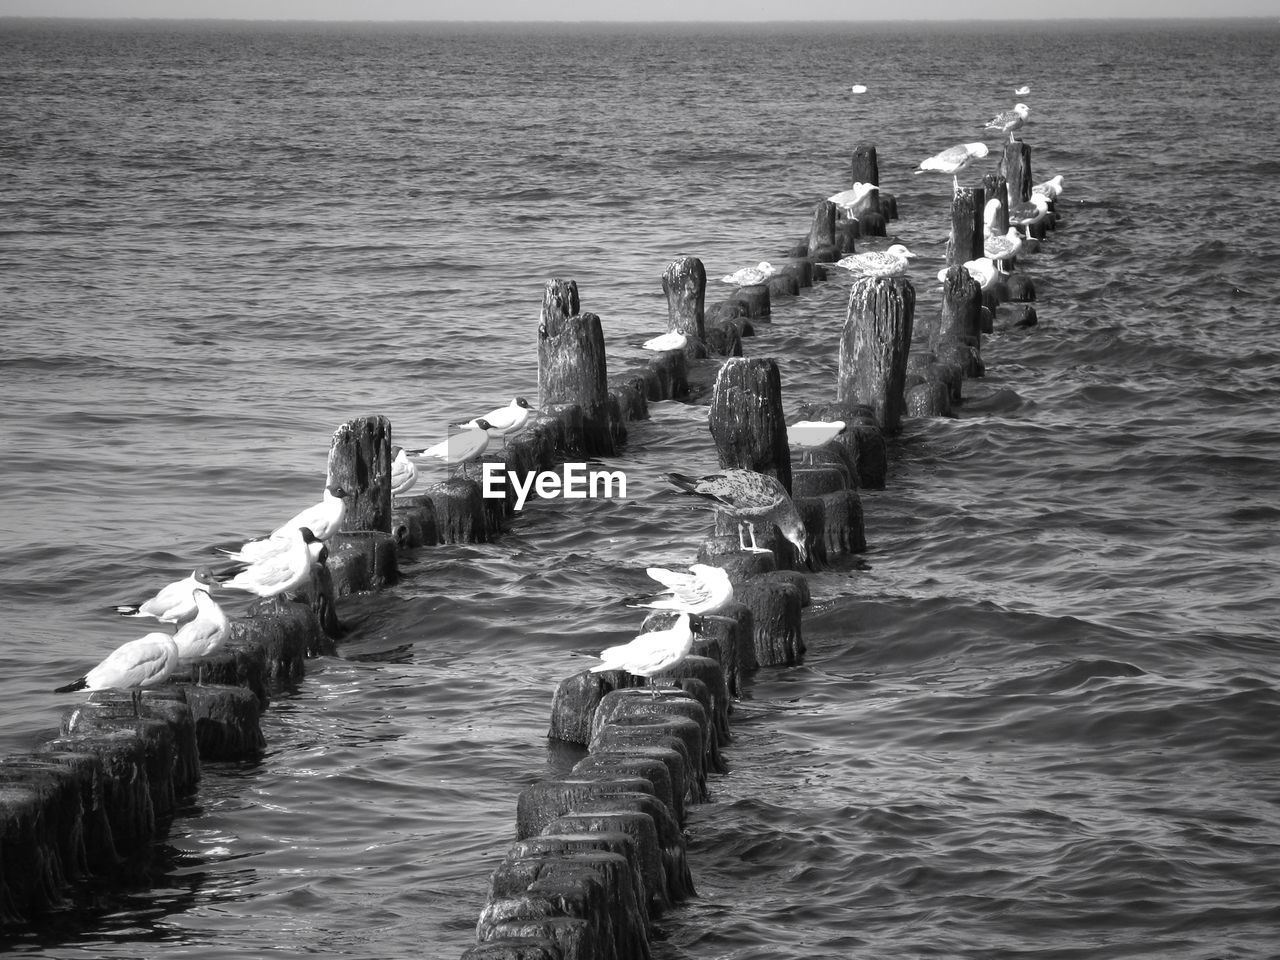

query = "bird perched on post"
[172,587,229,683]
[218,484,349,565]
[830,244,916,279]
[663,469,808,563]
[787,420,847,465]
[626,564,733,616]
[720,261,776,286]
[113,567,219,623]
[389,445,418,497]
[983,103,1030,142]
[55,631,179,717]
[827,182,879,219]
[984,227,1025,274]
[590,612,736,699]
[1008,194,1051,238]
[915,142,990,193]
[643,330,688,352]
[222,526,326,601]
[460,397,535,449]
[409,419,494,477]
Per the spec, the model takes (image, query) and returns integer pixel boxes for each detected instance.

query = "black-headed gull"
[461,398,535,448]
[627,564,733,616]
[787,420,847,464]
[173,588,229,682]
[223,526,325,600]
[590,612,735,698]
[55,630,179,716]
[390,445,418,497]
[410,419,493,477]
[114,567,219,622]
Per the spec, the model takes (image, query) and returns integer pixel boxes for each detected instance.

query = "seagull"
[983,197,1005,237]
[1008,194,1051,238]
[1014,84,1031,95]
[114,567,219,622]
[217,484,349,564]
[664,469,808,562]
[984,227,1025,274]
[827,182,879,218]
[850,84,868,94]
[55,630,180,716]
[936,257,1000,293]
[222,526,325,600]
[720,261,775,286]
[787,420,847,465]
[983,103,1030,142]
[390,445,417,497]
[172,588,229,683]
[643,331,688,352]
[590,612,734,699]
[830,244,916,279]
[410,419,493,477]
[461,398,535,449]
[1031,174,1065,200]
[915,141,990,191]
[626,564,734,616]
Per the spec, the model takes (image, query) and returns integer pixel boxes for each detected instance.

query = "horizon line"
[2,13,1276,23]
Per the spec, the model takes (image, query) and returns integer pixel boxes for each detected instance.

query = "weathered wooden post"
[538,279,615,457]
[937,264,984,379]
[327,415,391,533]
[807,200,839,263]
[1000,140,1032,206]
[947,186,985,267]
[849,143,887,236]
[837,278,915,433]
[708,357,791,492]
[660,256,709,359]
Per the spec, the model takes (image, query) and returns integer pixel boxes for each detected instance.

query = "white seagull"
[55,630,180,716]
[1009,194,1051,238]
[831,244,916,279]
[935,257,1000,293]
[223,526,325,600]
[411,419,493,477]
[720,261,775,286]
[590,612,734,698]
[827,182,879,218]
[915,141,990,191]
[218,484,349,564]
[114,567,219,622]
[1014,84,1031,96]
[983,103,1030,142]
[984,228,1025,274]
[664,469,808,562]
[390,445,418,497]
[643,331,688,352]
[461,398,535,448]
[627,564,734,616]
[173,588,230,683]
[1031,174,1065,200]
[788,420,847,465]
[983,197,1005,237]
[850,84,868,94]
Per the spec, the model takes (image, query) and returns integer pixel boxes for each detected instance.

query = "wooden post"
[708,357,791,493]
[327,415,391,533]
[947,186,985,266]
[982,174,1010,235]
[849,143,887,236]
[1000,141,1033,205]
[837,278,915,433]
[661,256,706,342]
[537,279,615,457]
[807,200,839,262]
[936,264,984,380]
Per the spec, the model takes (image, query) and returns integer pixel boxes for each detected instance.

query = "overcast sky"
[1,0,1276,20]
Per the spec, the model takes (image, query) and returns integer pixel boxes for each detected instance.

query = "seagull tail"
[663,472,708,496]
[113,603,142,616]
[55,676,88,694]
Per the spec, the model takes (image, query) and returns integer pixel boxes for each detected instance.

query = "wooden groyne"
[2,118,1066,953]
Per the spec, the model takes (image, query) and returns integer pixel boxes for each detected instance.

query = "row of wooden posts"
[0,135,1059,943]
[459,139,1061,958]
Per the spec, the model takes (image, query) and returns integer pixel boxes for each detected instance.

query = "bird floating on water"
[1014,84,1031,96]
[590,612,734,698]
[664,469,808,563]
[643,331,688,352]
[720,262,776,286]
[915,142,990,192]
[831,244,916,279]
[787,420,847,464]
[984,228,1025,273]
[114,567,219,622]
[390,445,418,497]
[983,103,1030,142]
[627,564,733,616]
[850,84,868,94]
[218,484,348,564]
[461,398,535,449]
[827,182,879,218]
[223,526,325,600]
[410,419,494,477]
[55,630,179,716]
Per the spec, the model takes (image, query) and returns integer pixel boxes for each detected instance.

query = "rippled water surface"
[2,17,1279,959]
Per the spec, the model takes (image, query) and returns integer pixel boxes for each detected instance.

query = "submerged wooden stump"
[183,684,265,762]
[538,279,615,457]
[428,478,488,544]
[734,574,804,666]
[708,357,792,491]
[837,277,915,434]
[327,414,391,534]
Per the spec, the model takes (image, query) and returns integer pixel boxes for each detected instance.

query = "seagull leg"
[132,689,141,718]
[648,677,658,700]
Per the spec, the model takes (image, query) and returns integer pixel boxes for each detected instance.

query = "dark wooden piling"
[732,574,804,666]
[328,414,392,534]
[428,478,489,545]
[1000,140,1033,206]
[391,493,440,548]
[936,264,985,380]
[808,200,839,262]
[849,144,887,236]
[708,357,792,491]
[538,280,616,457]
[947,186,985,267]
[661,256,709,359]
[837,277,916,434]
[183,684,266,761]
[982,173,1010,236]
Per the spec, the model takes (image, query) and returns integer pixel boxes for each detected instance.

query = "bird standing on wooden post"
[55,631,180,717]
